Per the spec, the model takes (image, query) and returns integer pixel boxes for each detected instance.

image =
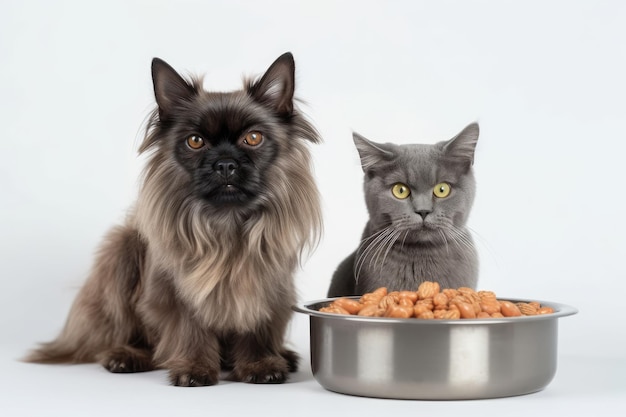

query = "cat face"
[141,54,315,212]
[354,124,478,244]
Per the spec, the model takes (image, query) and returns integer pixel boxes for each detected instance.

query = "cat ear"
[353,132,395,172]
[151,58,196,120]
[248,52,295,115]
[442,122,479,168]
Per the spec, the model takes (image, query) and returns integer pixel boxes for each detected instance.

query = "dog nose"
[416,210,431,220]
[214,159,238,178]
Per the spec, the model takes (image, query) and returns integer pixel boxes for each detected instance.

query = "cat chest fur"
[354,235,479,294]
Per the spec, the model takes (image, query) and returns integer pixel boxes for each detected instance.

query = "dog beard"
[25,53,322,386]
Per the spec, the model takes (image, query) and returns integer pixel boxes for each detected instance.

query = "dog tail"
[24,338,85,364]
[24,225,147,364]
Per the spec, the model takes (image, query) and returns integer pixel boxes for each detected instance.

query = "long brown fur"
[25,53,322,386]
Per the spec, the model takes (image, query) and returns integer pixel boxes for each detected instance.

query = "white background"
[1,0,625,415]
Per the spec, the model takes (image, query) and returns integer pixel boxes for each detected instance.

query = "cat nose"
[214,159,238,178]
[416,210,431,220]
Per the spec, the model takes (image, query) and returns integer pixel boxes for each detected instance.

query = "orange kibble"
[516,302,538,316]
[360,287,386,305]
[319,305,350,315]
[537,306,554,315]
[358,304,384,317]
[332,298,363,314]
[442,288,459,299]
[398,290,418,303]
[417,310,435,319]
[478,290,497,300]
[458,287,480,303]
[433,309,448,319]
[443,309,461,319]
[480,299,501,315]
[384,304,414,318]
[417,281,440,299]
[398,297,414,308]
[433,293,449,309]
[499,301,522,317]
[455,302,477,319]
[413,303,432,316]
[378,295,399,310]
[320,282,554,320]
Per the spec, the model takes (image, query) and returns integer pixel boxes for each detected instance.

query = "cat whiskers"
[391,218,414,254]
[464,225,499,268]
[354,226,399,284]
[375,228,402,274]
[438,229,450,255]
[442,224,476,264]
[399,229,410,252]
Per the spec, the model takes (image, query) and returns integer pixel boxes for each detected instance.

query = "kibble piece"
[499,301,522,317]
[333,298,363,314]
[516,302,538,316]
[455,302,477,319]
[442,288,459,299]
[398,297,414,308]
[417,281,440,299]
[384,304,413,318]
[413,304,432,316]
[433,293,449,309]
[398,290,418,303]
[319,305,350,315]
[417,310,435,319]
[360,287,388,305]
[358,304,384,317]
[480,299,501,315]
[378,295,398,310]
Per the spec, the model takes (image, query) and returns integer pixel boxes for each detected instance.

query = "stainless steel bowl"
[294,298,577,400]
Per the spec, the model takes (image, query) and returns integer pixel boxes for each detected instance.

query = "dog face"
[143,54,318,213]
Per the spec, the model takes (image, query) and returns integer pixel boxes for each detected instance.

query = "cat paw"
[169,369,219,387]
[230,356,290,384]
[98,347,154,373]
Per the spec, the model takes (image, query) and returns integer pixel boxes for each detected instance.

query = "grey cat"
[327,123,479,297]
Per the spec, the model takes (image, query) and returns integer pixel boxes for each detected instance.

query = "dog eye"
[186,135,205,150]
[243,131,263,146]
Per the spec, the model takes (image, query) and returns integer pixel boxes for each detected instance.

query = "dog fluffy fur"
[25,53,322,386]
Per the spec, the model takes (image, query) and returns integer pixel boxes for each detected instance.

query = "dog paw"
[230,356,290,384]
[98,347,154,373]
[169,369,219,387]
[280,349,300,373]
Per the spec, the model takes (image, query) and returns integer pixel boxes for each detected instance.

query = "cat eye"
[433,182,451,198]
[186,135,205,149]
[243,131,264,146]
[392,183,411,199]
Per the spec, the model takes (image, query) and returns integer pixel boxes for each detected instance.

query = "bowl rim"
[293,296,578,325]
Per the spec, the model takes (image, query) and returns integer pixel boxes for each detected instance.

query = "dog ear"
[151,58,196,120]
[248,52,295,115]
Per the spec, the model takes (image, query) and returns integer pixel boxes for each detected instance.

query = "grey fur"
[328,123,479,296]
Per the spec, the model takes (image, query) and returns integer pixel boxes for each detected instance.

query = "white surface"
[1,0,625,415]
